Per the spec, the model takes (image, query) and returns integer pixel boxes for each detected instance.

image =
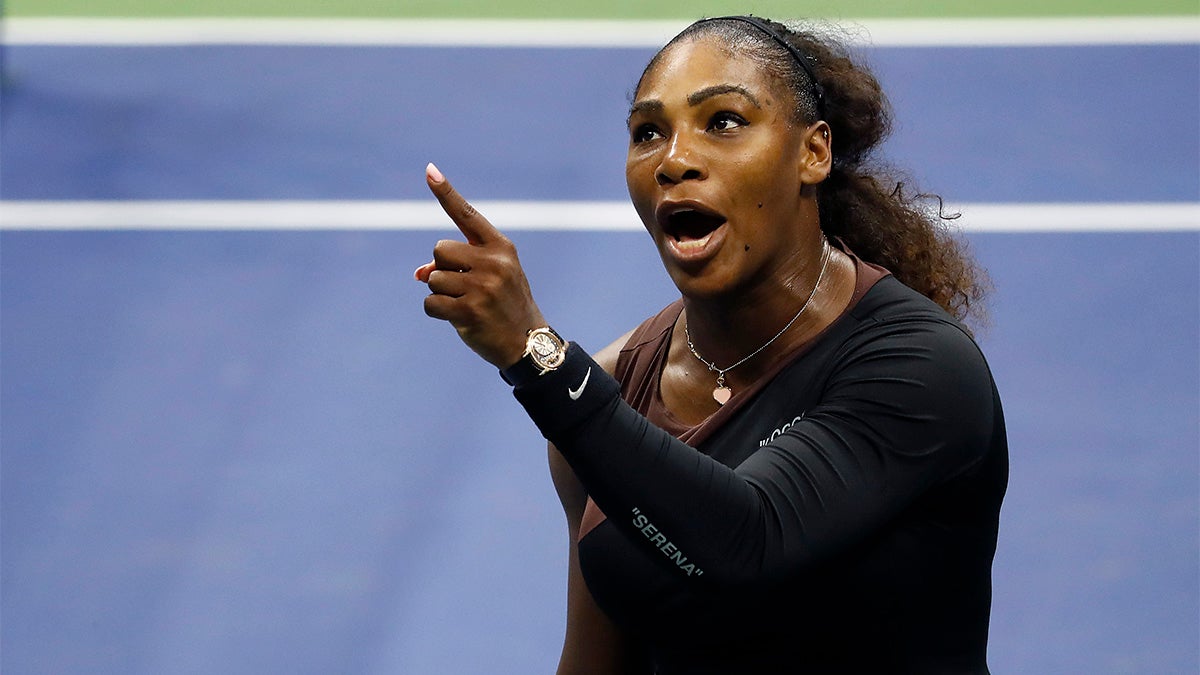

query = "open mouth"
[660,206,727,245]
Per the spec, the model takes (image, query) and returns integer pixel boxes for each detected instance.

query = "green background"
[7,0,1198,18]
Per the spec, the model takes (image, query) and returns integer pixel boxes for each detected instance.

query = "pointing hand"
[415,163,547,369]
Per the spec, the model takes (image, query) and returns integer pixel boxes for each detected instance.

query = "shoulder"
[595,299,683,379]
[828,276,999,423]
[852,275,955,323]
[842,276,981,357]
[780,287,1003,487]
[593,328,635,377]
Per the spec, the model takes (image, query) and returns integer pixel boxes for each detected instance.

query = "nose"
[655,133,706,186]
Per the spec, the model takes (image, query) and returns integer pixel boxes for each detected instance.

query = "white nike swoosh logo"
[568,367,592,400]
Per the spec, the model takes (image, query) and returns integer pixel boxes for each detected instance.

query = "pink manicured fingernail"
[426,162,444,183]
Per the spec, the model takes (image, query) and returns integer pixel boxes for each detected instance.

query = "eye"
[709,112,747,132]
[631,123,663,144]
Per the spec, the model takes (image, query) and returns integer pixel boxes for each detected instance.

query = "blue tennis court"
[2,32,1198,674]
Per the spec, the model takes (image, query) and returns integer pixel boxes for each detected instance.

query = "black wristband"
[511,343,621,442]
[499,354,542,387]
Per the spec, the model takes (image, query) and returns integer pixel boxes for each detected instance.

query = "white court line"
[2,17,1198,47]
[1,201,1196,232]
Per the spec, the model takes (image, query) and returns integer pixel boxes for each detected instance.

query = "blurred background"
[2,1,1197,673]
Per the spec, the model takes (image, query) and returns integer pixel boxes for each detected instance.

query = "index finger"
[426,163,501,246]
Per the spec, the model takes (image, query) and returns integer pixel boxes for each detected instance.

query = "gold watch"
[501,326,567,385]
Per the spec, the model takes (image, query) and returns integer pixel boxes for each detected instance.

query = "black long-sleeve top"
[515,274,1008,674]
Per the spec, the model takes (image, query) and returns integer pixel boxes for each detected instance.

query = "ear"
[797,121,832,186]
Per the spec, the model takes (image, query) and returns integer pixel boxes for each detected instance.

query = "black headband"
[694,15,825,119]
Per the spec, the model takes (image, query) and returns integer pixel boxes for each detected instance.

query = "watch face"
[528,328,566,370]
[530,333,557,357]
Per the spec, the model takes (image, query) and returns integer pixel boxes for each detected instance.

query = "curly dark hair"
[640,16,989,326]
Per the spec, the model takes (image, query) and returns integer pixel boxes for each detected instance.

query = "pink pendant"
[712,386,732,406]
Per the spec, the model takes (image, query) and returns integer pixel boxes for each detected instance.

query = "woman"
[416,15,1007,674]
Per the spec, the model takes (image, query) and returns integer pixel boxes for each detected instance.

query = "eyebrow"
[627,99,664,120]
[687,84,761,108]
[627,83,762,123]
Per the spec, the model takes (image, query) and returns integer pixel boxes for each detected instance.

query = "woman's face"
[626,36,822,299]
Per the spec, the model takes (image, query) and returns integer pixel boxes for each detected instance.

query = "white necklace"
[684,237,832,406]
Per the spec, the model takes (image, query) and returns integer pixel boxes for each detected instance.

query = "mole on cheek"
[745,245,751,252]
[758,203,763,208]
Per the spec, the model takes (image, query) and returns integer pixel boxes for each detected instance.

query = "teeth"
[674,232,712,251]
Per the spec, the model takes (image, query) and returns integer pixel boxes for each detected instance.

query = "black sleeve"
[513,319,997,587]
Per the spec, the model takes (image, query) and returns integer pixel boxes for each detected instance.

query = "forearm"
[515,344,771,585]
